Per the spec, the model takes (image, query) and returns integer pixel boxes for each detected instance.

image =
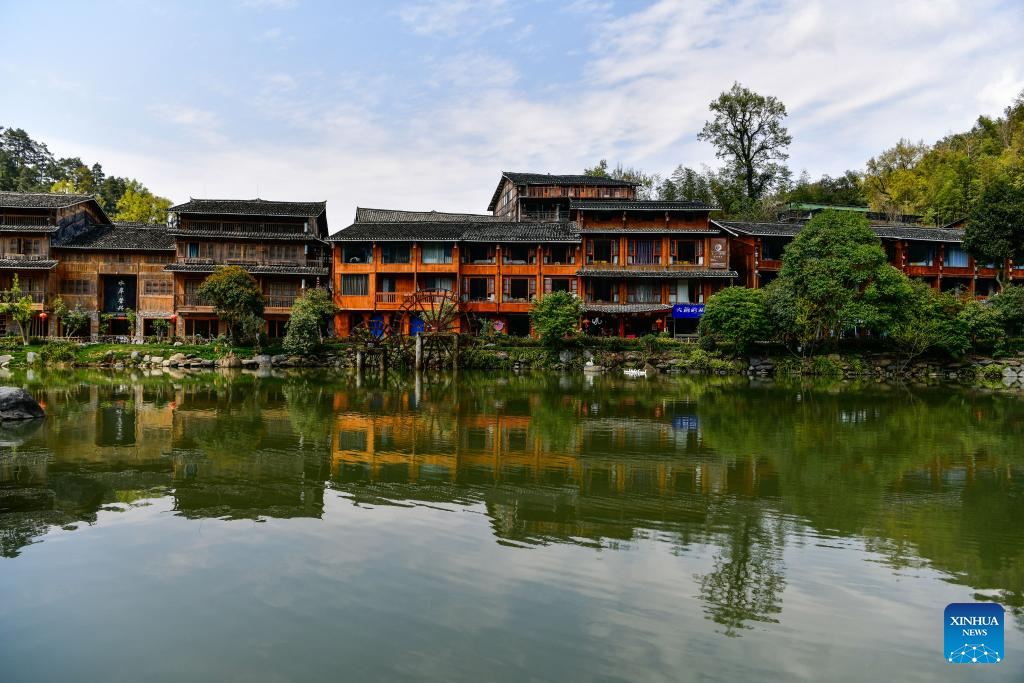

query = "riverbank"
[2,337,1024,390]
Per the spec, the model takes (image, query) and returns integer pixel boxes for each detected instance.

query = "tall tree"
[113,180,172,223]
[697,82,792,201]
[963,177,1024,284]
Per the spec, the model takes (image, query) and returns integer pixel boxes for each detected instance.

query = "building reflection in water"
[0,372,1021,633]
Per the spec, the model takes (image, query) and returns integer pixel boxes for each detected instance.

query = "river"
[0,369,1021,681]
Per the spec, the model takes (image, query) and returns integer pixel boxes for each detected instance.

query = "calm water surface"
[0,369,1022,682]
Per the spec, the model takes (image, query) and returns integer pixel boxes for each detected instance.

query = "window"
[63,252,89,262]
[587,238,618,264]
[587,280,618,303]
[62,278,95,295]
[627,282,660,303]
[377,276,397,293]
[545,244,574,265]
[544,277,576,294]
[341,274,369,296]
[421,243,453,264]
[761,237,790,261]
[464,277,494,302]
[144,254,172,264]
[669,279,703,304]
[906,243,934,266]
[269,244,300,262]
[114,252,132,264]
[671,239,704,265]
[381,244,411,264]
[337,430,368,452]
[342,243,373,264]
[944,244,968,268]
[463,244,495,264]
[503,277,535,302]
[420,276,453,291]
[142,279,172,296]
[187,242,200,258]
[628,239,661,265]
[502,244,534,265]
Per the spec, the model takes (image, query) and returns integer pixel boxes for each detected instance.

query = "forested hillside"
[0,126,170,223]
[588,87,1024,226]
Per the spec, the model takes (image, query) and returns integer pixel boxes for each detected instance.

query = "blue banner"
[672,304,705,319]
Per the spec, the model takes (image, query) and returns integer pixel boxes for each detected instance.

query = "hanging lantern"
[581,318,590,328]
[39,312,48,321]
[656,318,664,330]
[169,315,177,323]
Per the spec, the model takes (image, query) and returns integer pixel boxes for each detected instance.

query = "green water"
[0,369,1021,682]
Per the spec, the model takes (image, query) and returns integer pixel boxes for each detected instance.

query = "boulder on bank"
[0,387,45,421]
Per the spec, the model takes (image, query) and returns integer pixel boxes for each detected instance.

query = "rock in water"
[0,387,45,421]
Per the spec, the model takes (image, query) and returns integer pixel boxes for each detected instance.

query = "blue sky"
[4,0,1023,228]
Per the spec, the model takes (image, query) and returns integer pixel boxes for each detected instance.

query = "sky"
[3,0,1024,230]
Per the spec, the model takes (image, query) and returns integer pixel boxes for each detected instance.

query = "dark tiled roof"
[53,222,175,250]
[0,258,58,270]
[870,225,965,242]
[570,200,717,211]
[583,303,672,314]
[489,171,636,211]
[577,268,738,279]
[717,220,965,243]
[714,221,803,237]
[0,223,59,234]
[0,191,97,210]
[169,228,325,242]
[580,227,721,234]
[165,262,329,276]
[354,208,505,223]
[503,172,636,187]
[170,198,327,218]
[329,219,579,243]
[462,222,578,243]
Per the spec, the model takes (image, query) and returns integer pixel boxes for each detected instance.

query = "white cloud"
[40,0,1024,229]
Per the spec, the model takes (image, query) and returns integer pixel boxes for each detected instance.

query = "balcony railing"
[179,221,311,235]
[177,257,329,269]
[0,253,51,261]
[0,216,53,227]
[178,293,210,307]
[582,262,713,271]
[265,295,298,308]
[0,290,46,303]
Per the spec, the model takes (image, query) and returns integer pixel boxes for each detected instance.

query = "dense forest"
[587,86,1024,227]
[0,126,171,223]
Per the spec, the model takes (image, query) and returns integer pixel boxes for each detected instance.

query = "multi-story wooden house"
[0,191,110,337]
[720,218,1005,298]
[165,198,330,338]
[51,221,176,336]
[488,171,636,221]
[330,208,579,337]
[571,200,736,336]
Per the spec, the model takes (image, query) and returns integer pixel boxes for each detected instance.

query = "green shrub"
[41,341,77,364]
[529,291,584,347]
[699,286,772,355]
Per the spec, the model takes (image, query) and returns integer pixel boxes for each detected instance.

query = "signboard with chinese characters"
[709,238,728,269]
[672,304,705,319]
[102,276,137,314]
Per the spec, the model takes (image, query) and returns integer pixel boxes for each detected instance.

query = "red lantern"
[39,312,48,321]
[656,318,664,330]
[581,319,590,328]
[169,315,177,323]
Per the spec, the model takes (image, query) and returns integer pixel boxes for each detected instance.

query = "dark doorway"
[506,314,531,337]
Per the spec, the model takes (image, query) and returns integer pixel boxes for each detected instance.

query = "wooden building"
[488,171,636,221]
[0,191,110,337]
[330,208,580,337]
[165,198,330,338]
[719,219,1005,298]
[51,221,176,337]
[571,199,735,337]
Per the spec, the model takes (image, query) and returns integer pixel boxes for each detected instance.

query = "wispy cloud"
[395,0,513,38]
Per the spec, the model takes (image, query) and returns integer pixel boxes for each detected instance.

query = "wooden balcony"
[0,290,46,310]
[0,215,53,227]
[178,220,311,235]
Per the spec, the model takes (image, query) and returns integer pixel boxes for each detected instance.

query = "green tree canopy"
[771,210,913,348]
[699,286,771,355]
[529,291,584,347]
[963,177,1024,282]
[283,288,337,354]
[697,82,792,201]
[113,180,172,224]
[195,266,265,343]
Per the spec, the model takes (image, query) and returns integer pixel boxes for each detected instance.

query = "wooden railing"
[176,257,329,269]
[266,295,297,308]
[0,253,52,262]
[0,290,45,303]
[177,293,209,307]
[0,215,52,227]
[582,262,714,271]
[179,221,311,235]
